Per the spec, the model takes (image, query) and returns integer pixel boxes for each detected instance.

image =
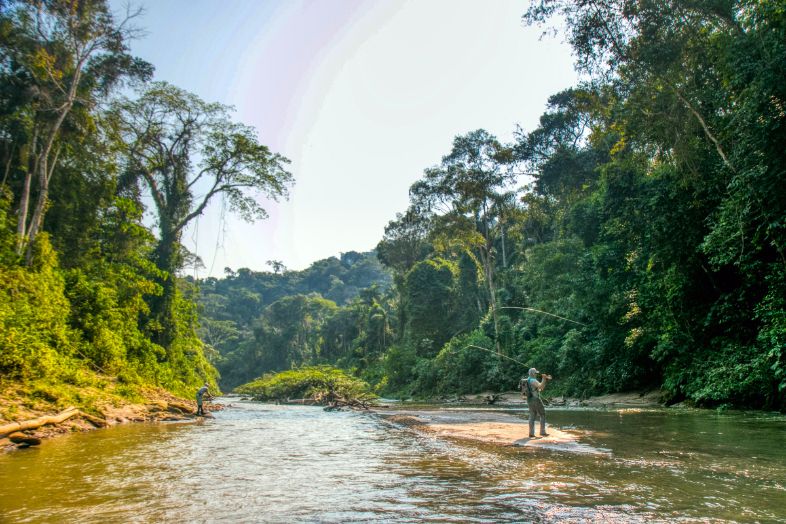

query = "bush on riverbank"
[235,366,376,404]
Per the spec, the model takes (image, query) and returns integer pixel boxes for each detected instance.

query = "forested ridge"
[197,251,392,388]
[1,0,784,414]
[206,0,786,409]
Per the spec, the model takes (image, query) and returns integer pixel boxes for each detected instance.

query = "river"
[1,400,785,523]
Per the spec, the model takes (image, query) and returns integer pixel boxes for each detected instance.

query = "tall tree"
[111,82,293,347]
[409,129,516,348]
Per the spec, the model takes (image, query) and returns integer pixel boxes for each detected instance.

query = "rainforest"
[1,1,785,417]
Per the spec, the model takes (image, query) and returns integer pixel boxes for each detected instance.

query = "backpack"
[519,377,536,399]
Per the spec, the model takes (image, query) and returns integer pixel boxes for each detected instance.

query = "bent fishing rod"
[496,306,587,326]
[464,344,530,368]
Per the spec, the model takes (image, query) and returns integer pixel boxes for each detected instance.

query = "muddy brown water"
[1,400,785,523]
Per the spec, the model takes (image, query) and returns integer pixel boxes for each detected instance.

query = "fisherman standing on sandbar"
[196,382,211,416]
[520,368,551,438]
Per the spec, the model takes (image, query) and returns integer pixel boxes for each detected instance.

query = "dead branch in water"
[316,391,375,411]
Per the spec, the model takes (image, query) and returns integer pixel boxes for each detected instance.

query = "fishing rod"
[496,306,587,326]
[465,344,529,368]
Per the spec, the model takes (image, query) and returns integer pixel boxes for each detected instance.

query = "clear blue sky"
[115,0,578,276]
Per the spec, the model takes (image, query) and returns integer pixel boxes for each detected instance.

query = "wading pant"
[528,398,546,436]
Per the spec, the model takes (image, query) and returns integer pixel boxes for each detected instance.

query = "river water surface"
[1,400,785,523]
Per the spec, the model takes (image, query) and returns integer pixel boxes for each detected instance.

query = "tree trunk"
[479,245,501,351]
[150,224,182,349]
[15,140,35,255]
[16,170,32,254]
[488,266,501,352]
[24,118,67,263]
[501,224,507,268]
[0,407,79,437]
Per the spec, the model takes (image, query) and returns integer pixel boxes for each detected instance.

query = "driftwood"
[0,406,110,440]
[483,394,501,405]
[0,407,79,437]
[318,391,375,411]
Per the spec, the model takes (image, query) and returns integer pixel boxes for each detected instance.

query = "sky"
[117,0,578,276]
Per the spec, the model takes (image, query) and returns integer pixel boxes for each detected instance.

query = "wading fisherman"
[196,382,211,416]
[520,368,551,438]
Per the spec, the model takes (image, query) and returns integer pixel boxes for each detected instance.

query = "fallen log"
[0,407,79,438]
[323,395,375,411]
[79,412,108,428]
[166,401,194,414]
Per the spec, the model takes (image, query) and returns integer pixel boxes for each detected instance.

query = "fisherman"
[196,382,211,416]
[521,368,551,438]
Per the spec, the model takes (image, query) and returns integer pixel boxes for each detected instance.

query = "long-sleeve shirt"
[197,386,209,401]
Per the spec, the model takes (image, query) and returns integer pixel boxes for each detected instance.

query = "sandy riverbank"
[376,407,609,455]
[373,390,662,454]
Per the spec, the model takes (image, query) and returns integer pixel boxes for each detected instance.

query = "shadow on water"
[1,400,785,523]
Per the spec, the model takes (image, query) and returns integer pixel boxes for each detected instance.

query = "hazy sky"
[118,0,578,276]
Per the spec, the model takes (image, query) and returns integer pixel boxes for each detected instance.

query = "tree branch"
[671,87,735,172]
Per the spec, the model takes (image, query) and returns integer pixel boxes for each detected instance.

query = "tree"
[111,82,293,347]
[410,129,517,348]
[403,258,458,356]
[0,0,152,261]
[377,209,431,274]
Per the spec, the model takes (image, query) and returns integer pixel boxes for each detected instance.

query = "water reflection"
[1,401,785,523]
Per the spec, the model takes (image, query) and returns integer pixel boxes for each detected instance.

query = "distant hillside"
[198,249,390,311]
[195,251,393,387]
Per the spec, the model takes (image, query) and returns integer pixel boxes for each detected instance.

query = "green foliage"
[0,2,221,403]
[382,344,419,392]
[0,235,76,379]
[105,81,293,349]
[235,366,375,403]
[403,258,458,355]
[13,0,769,412]
[428,330,498,395]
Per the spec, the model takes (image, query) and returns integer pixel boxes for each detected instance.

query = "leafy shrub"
[235,365,375,403]
[0,236,78,379]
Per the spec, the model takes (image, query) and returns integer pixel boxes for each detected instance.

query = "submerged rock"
[9,432,41,446]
